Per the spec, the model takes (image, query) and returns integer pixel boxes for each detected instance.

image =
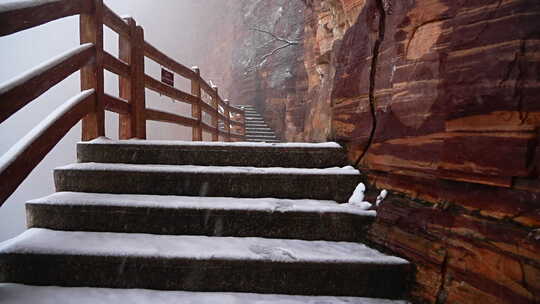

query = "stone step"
[54,163,361,202]
[0,229,411,297]
[77,139,348,168]
[26,192,376,242]
[245,131,276,136]
[245,127,272,132]
[246,135,279,141]
[245,124,269,128]
[246,139,281,143]
[0,284,411,304]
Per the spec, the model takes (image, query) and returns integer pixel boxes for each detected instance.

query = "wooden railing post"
[224,99,231,142]
[191,67,202,141]
[80,0,105,141]
[211,86,219,141]
[241,111,246,138]
[119,18,146,139]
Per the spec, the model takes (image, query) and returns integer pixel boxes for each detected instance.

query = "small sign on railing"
[161,68,174,87]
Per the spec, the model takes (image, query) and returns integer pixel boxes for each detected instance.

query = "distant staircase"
[0,140,411,303]
[237,105,281,142]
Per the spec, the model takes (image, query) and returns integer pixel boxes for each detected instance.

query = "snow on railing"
[0,0,245,206]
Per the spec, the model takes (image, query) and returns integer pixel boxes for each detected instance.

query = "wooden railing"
[0,0,246,206]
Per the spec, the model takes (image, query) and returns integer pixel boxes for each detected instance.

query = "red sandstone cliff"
[202,1,540,303]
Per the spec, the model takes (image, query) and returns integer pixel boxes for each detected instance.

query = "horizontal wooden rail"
[201,121,218,135]
[217,111,228,122]
[102,4,129,37]
[229,107,245,114]
[0,43,95,124]
[144,74,199,105]
[199,79,215,97]
[144,41,195,79]
[0,0,93,37]
[146,108,198,127]
[199,101,217,117]
[229,132,244,139]
[104,94,130,114]
[103,51,130,78]
[0,1,246,206]
[230,119,245,127]
[0,89,95,206]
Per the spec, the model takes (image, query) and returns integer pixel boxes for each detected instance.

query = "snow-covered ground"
[29,192,377,216]
[85,136,344,149]
[0,284,410,304]
[0,228,408,264]
[56,162,361,175]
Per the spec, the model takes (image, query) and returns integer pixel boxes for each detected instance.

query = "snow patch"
[0,0,59,12]
[29,192,377,217]
[0,90,94,173]
[345,183,372,210]
[81,138,343,149]
[0,283,410,304]
[345,184,390,211]
[0,228,410,265]
[0,43,94,95]
[376,189,388,206]
[56,162,361,176]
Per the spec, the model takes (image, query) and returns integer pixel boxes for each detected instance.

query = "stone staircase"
[0,139,411,303]
[237,105,281,142]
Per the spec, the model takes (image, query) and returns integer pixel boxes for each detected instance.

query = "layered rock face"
[203,0,540,303]
[315,0,540,303]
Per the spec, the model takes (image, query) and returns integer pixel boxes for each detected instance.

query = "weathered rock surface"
[203,0,540,303]
[327,0,540,303]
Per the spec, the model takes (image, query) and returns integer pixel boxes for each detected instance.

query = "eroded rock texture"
[204,0,540,303]
[325,0,540,303]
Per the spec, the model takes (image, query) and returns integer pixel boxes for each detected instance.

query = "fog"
[0,0,227,241]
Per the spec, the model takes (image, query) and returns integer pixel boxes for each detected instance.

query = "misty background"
[0,0,229,241]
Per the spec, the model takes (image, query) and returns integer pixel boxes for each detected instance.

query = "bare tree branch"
[250,27,300,45]
[245,27,301,73]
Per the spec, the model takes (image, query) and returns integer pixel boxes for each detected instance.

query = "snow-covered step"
[78,139,348,168]
[0,229,411,297]
[27,192,376,241]
[245,122,268,125]
[246,130,276,135]
[246,135,279,140]
[0,284,410,304]
[54,163,362,202]
[245,138,280,142]
[246,139,281,143]
[246,127,273,132]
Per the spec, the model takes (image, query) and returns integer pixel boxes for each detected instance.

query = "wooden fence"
[0,0,246,206]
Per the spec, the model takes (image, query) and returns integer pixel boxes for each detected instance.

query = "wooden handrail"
[230,120,245,127]
[0,0,92,37]
[0,0,245,205]
[201,121,218,135]
[146,108,198,127]
[0,90,95,206]
[144,41,195,79]
[144,74,199,105]
[104,94,130,115]
[102,4,129,37]
[0,43,95,124]
[103,51,130,78]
